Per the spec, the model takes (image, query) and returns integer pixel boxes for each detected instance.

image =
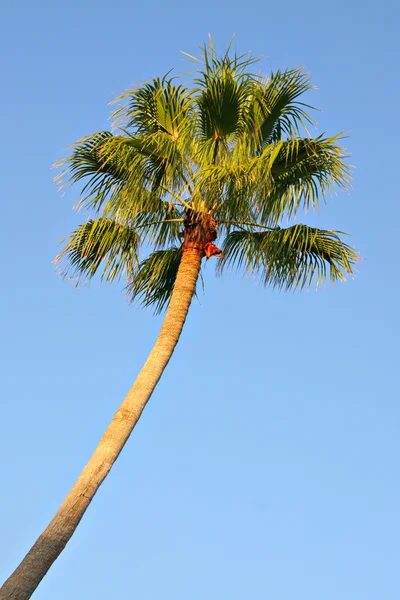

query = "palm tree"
[0,41,358,599]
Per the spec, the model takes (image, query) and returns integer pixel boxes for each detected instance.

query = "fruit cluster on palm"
[1,42,358,599]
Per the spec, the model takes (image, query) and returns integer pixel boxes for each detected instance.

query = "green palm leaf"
[126,247,183,314]
[113,76,192,138]
[54,217,139,284]
[192,43,260,166]
[56,132,146,213]
[126,247,205,315]
[251,68,315,146]
[196,135,349,225]
[218,224,358,289]
[134,205,184,248]
[261,134,351,222]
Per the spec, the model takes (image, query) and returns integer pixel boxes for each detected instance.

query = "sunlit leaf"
[218,224,359,289]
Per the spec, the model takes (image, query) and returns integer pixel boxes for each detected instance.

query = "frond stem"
[218,220,274,230]
[136,218,185,229]
[161,187,192,210]
[181,170,195,198]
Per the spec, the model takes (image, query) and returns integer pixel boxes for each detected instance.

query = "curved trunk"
[0,246,203,600]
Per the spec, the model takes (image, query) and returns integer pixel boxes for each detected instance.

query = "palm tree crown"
[55,41,358,313]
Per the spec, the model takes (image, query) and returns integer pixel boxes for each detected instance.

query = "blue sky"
[1,0,399,598]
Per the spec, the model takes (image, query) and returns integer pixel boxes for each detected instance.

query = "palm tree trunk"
[0,246,203,600]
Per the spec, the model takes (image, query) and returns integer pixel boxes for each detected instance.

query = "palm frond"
[134,206,184,248]
[56,132,148,213]
[195,71,253,142]
[199,134,350,225]
[112,78,196,195]
[54,218,139,284]
[250,69,315,147]
[56,130,189,217]
[112,75,193,141]
[126,247,183,314]
[194,37,261,86]
[192,41,259,165]
[218,224,359,289]
[262,135,351,222]
[56,132,124,184]
[195,159,257,222]
[134,131,186,192]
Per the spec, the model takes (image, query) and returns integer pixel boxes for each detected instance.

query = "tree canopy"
[55,41,358,313]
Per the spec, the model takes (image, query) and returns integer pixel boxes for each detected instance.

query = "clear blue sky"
[1,1,399,598]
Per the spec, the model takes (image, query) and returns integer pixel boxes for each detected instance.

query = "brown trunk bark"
[0,246,203,600]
